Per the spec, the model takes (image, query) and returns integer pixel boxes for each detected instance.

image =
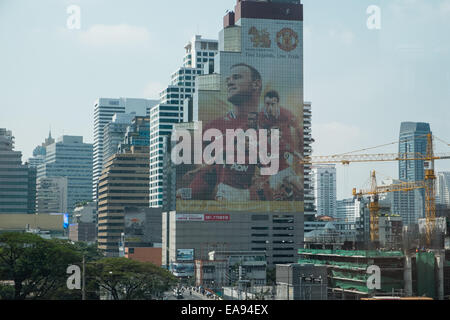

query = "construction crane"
[352,170,425,243]
[302,133,450,246]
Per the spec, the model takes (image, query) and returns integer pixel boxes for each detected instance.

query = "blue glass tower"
[398,122,431,225]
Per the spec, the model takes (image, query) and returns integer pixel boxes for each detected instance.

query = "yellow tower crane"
[302,133,450,246]
[352,170,425,243]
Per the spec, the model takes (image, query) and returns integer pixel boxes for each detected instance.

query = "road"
[164,289,209,301]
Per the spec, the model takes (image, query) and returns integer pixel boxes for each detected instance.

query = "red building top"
[225,0,303,27]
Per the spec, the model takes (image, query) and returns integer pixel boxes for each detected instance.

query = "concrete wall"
[163,211,303,268]
[125,247,162,266]
[0,214,63,231]
[276,264,328,300]
[69,222,96,242]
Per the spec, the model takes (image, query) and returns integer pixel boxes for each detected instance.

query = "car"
[176,293,184,299]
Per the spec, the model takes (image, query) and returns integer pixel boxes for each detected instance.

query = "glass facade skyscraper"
[398,122,431,225]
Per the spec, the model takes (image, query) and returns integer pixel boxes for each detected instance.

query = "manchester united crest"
[276,28,299,52]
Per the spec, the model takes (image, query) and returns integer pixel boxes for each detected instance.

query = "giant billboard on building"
[175,9,304,213]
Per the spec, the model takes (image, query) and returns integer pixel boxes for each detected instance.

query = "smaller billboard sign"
[176,249,194,261]
[63,213,69,229]
[176,214,204,222]
[170,263,194,277]
[205,214,230,221]
[175,214,231,222]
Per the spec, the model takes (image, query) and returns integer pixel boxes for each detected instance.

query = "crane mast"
[303,133,448,247]
[424,133,437,246]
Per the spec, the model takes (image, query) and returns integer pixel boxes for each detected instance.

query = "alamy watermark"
[66,264,81,290]
[367,5,381,30]
[366,265,381,290]
[67,5,81,30]
[171,123,280,176]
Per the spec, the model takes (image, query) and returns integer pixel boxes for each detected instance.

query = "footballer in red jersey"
[249,90,304,201]
[184,63,263,201]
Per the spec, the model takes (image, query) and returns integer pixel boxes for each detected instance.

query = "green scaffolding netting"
[332,280,370,293]
[331,270,368,281]
[298,249,404,258]
[298,253,405,294]
[298,257,403,270]
[330,271,404,294]
[298,258,368,270]
[416,252,436,299]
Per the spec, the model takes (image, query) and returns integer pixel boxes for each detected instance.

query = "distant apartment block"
[0,128,35,214]
[336,198,363,223]
[303,101,318,233]
[312,164,337,217]
[436,172,450,207]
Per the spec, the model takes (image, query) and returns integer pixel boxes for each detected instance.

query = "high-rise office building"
[436,172,450,207]
[312,164,337,217]
[398,122,431,225]
[163,0,305,268]
[97,116,150,256]
[36,176,68,214]
[149,35,219,207]
[27,166,37,214]
[37,135,93,214]
[0,128,35,214]
[303,101,322,233]
[93,98,157,199]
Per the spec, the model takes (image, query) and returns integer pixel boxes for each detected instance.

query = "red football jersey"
[189,111,258,200]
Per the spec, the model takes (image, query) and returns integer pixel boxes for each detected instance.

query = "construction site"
[297,248,449,300]
[299,132,450,300]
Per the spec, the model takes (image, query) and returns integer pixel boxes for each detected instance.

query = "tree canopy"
[0,233,177,300]
[0,232,81,300]
[88,258,177,300]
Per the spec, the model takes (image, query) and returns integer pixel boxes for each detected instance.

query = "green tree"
[88,258,177,300]
[43,242,103,300]
[72,242,103,262]
[0,233,81,300]
[0,283,14,300]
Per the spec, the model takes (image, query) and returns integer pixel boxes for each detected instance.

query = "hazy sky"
[1,0,450,199]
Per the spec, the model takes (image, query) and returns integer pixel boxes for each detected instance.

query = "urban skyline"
[1,0,450,302]
[2,0,450,199]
